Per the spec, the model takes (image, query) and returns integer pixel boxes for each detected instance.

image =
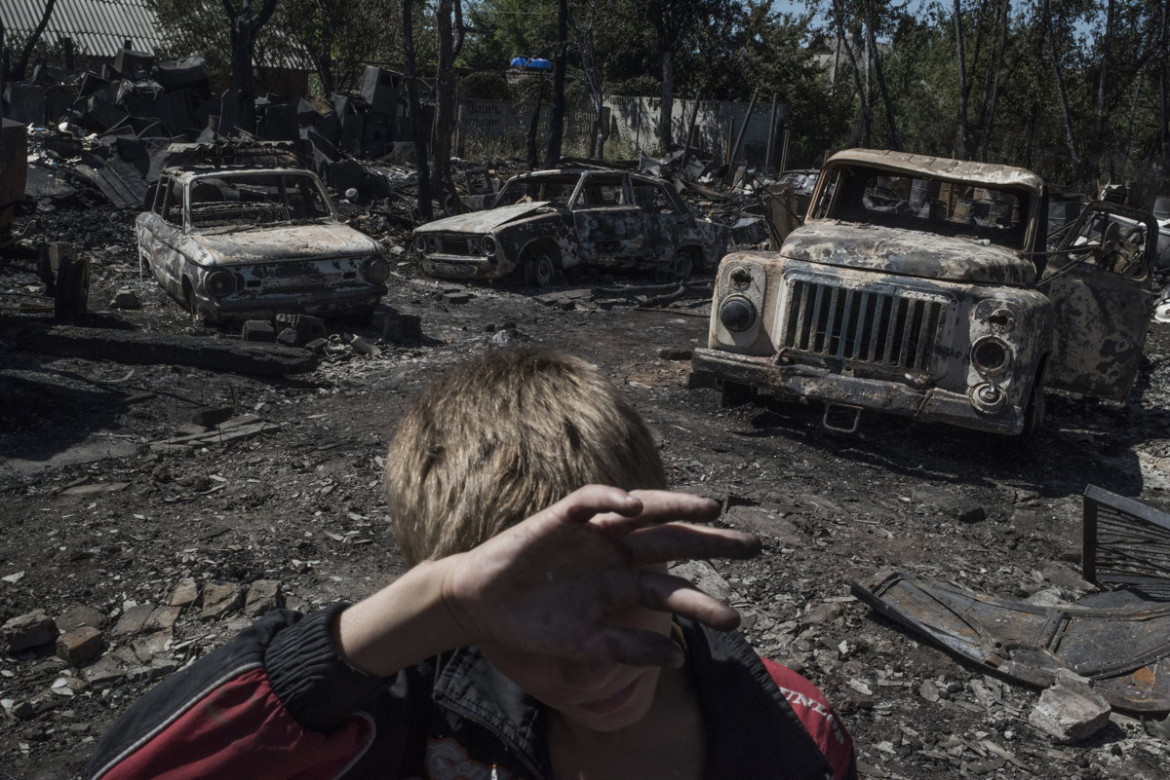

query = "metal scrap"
[852,569,1170,713]
[1082,484,1170,600]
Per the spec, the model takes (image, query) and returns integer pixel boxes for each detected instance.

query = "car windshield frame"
[183,170,336,233]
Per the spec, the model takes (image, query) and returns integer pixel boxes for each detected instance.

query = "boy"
[89,346,856,779]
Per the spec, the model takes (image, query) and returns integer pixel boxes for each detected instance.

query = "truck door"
[1038,202,1158,401]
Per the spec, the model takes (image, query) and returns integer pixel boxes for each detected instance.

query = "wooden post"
[765,93,779,175]
[730,88,758,166]
[724,117,735,166]
[682,89,701,166]
[779,127,792,175]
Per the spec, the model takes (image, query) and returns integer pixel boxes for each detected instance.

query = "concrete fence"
[456,94,785,170]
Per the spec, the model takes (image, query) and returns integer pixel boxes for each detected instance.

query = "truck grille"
[781,278,948,373]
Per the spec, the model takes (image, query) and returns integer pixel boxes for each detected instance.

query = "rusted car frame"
[693,149,1157,436]
[412,168,728,286]
[137,149,389,325]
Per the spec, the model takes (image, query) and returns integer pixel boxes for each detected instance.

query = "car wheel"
[183,282,206,327]
[720,380,756,407]
[671,251,695,281]
[523,249,558,288]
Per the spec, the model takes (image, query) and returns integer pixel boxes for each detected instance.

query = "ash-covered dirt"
[2,202,1170,779]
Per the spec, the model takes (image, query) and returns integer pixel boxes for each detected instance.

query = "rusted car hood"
[194,223,381,264]
[414,202,550,234]
[780,222,1036,286]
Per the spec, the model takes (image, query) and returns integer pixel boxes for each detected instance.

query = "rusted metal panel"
[853,569,1170,713]
[1083,485,1170,600]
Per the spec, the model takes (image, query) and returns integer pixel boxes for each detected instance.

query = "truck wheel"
[671,251,695,280]
[1020,364,1047,438]
[720,380,756,407]
[523,248,558,287]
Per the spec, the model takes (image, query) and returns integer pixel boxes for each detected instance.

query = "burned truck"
[693,149,1158,436]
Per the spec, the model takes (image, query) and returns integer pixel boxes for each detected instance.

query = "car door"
[571,173,646,263]
[137,175,185,298]
[634,178,695,268]
[1038,201,1158,401]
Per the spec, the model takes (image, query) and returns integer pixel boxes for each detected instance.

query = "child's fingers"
[623,523,761,564]
[547,484,643,524]
[633,571,743,631]
[590,489,722,530]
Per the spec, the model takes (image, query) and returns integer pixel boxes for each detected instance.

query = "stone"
[201,582,242,620]
[668,561,733,602]
[190,407,233,428]
[55,605,107,631]
[244,580,283,617]
[147,605,183,630]
[81,655,127,685]
[2,611,58,653]
[799,602,845,626]
[382,314,422,344]
[240,319,276,342]
[131,630,173,664]
[170,578,199,608]
[56,626,103,665]
[1028,669,1111,743]
[113,603,156,635]
[110,287,141,309]
[349,335,382,356]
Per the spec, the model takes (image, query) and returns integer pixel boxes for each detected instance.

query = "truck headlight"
[479,235,497,256]
[970,382,1007,413]
[412,235,427,252]
[719,295,757,332]
[972,336,1011,376]
[363,256,390,284]
[205,270,235,298]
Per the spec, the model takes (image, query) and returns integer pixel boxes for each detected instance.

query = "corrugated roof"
[0,0,164,57]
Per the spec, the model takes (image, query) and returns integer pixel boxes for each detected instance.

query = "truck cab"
[693,149,1158,436]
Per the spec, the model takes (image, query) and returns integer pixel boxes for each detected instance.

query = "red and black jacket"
[89,605,856,779]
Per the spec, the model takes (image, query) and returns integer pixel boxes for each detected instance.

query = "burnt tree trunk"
[222,0,278,135]
[10,0,56,82]
[433,0,463,213]
[545,0,568,167]
[657,48,675,152]
[403,0,432,221]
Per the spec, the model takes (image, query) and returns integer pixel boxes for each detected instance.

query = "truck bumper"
[692,348,1024,435]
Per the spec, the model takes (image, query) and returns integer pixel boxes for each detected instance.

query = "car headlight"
[719,295,757,332]
[413,234,427,252]
[972,336,1011,376]
[479,235,497,256]
[363,256,390,285]
[205,270,235,299]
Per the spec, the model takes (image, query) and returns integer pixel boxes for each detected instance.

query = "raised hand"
[439,485,761,668]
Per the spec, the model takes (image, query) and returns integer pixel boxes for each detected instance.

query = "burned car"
[412,168,728,286]
[137,146,389,324]
[693,148,1158,436]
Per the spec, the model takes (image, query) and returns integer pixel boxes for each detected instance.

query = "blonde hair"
[384,346,665,566]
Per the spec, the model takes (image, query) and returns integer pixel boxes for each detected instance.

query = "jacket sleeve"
[761,658,858,780]
[88,604,397,779]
